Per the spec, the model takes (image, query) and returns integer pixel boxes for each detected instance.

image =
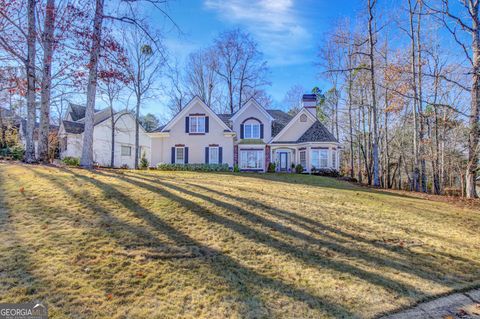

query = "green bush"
[295,164,304,174]
[10,145,24,160]
[267,162,276,173]
[233,164,240,172]
[139,152,149,169]
[62,156,80,166]
[311,167,340,177]
[157,163,230,172]
[0,145,24,160]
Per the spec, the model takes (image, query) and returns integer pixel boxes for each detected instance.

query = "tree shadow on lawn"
[93,170,436,297]
[184,182,480,270]
[42,167,358,318]
[126,172,478,285]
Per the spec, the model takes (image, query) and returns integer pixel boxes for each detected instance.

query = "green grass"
[0,163,479,318]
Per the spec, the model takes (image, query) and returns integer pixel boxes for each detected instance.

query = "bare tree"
[186,48,218,107]
[123,27,164,168]
[282,84,305,115]
[213,29,269,113]
[80,0,104,168]
[37,0,56,163]
[425,0,479,198]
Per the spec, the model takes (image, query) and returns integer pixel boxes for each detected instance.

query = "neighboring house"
[148,94,340,172]
[59,103,150,168]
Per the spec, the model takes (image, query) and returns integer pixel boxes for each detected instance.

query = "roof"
[217,114,232,126]
[152,124,166,132]
[63,109,112,134]
[296,120,338,143]
[267,109,292,137]
[62,120,85,134]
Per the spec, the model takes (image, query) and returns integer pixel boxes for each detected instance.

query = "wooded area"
[0,0,478,197]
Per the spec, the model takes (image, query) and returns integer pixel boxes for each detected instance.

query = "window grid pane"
[209,147,219,164]
[176,147,184,164]
[190,116,205,133]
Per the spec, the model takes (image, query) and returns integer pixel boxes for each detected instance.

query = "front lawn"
[0,163,479,318]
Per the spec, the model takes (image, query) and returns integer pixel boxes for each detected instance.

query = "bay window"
[311,149,329,169]
[240,150,263,169]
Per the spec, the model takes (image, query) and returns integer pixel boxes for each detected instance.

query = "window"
[62,137,67,151]
[190,116,205,133]
[121,145,131,156]
[332,150,336,168]
[175,147,185,164]
[240,150,263,169]
[244,123,260,139]
[209,147,219,164]
[300,150,306,168]
[311,149,328,168]
[300,114,307,122]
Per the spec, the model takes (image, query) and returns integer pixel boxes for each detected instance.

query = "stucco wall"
[150,100,234,166]
[274,109,315,143]
[231,100,272,143]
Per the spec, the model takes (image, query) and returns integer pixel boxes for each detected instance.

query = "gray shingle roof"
[62,120,85,134]
[217,114,233,126]
[266,109,292,137]
[68,103,100,121]
[151,125,165,132]
[296,120,338,143]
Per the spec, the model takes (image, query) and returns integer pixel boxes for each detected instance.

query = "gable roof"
[161,96,232,132]
[62,109,142,134]
[229,98,274,122]
[296,120,338,143]
[62,120,85,134]
[270,108,317,143]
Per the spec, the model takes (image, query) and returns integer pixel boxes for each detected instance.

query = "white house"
[59,103,150,168]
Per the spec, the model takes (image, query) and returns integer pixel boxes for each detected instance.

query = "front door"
[279,152,288,171]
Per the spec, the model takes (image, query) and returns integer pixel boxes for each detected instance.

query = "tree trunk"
[466,1,479,198]
[24,0,37,163]
[348,73,354,179]
[80,0,104,168]
[417,1,427,192]
[38,0,56,163]
[110,105,115,168]
[135,98,140,169]
[368,0,380,187]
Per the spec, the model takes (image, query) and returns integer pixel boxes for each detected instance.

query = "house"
[59,103,151,168]
[148,94,340,172]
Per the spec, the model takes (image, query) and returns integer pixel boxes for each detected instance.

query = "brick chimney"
[302,94,317,117]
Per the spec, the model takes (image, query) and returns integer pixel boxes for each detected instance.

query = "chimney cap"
[302,94,317,101]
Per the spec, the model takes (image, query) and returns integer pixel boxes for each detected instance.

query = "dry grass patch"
[0,163,479,318]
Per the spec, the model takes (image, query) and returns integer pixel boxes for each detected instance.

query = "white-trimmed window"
[244,123,260,139]
[209,147,219,164]
[175,147,185,164]
[300,150,306,168]
[121,145,131,156]
[240,150,263,169]
[190,116,205,133]
[311,149,328,168]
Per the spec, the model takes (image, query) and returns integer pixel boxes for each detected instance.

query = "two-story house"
[59,103,151,168]
[148,94,340,172]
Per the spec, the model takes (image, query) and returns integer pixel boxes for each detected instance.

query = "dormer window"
[244,123,260,139]
[190,115,205,133]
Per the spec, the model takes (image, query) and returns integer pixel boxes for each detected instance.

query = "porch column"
[265,145,271,169]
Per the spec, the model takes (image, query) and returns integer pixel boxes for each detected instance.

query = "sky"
[143,0,363,118]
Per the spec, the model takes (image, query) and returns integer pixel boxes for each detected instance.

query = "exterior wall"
[274,109,315,143]
[271,143,339,173]
[60,113,151,168]
[231,100,272,143]
[150,100,234,167]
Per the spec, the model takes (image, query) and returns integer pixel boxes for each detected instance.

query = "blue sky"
[145,0,363,117]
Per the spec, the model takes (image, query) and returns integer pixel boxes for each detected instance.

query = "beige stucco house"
[59,103,151,168]
[148,94,340,173]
